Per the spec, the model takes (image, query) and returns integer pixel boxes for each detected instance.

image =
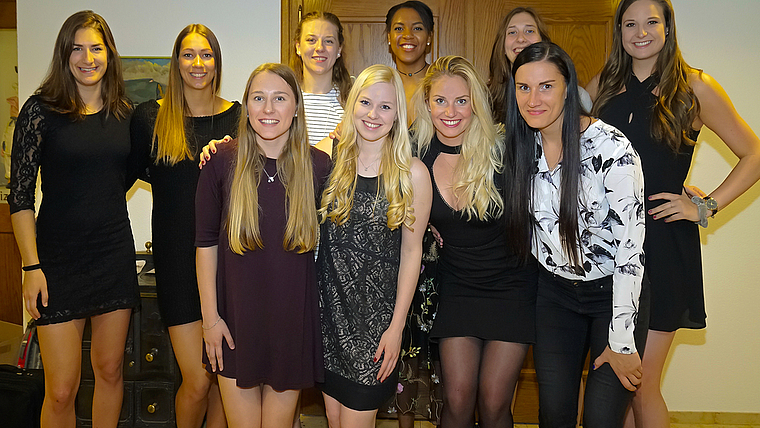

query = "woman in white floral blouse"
[502,41,649,428]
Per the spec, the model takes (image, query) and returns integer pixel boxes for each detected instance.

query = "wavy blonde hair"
[154,24,223,165]
[318,64,415,231]
[412,55,504,221]
[227,63,318,255]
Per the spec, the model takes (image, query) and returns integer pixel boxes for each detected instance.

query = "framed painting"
[121,57,171,105]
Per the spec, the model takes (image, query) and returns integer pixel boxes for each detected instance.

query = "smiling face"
[514,60,567,134]
[388,7,431,66]
[247,71,297,147]
[427,75,473,147]
[621,0,667,64]
[504,12,543,63]
[178,32,216,92]
[68,27,108,91]
[296,19,342,78]
[353,82,398,144]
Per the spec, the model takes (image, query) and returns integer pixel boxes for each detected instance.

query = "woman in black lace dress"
[587,1,760,426]
[9,10,138,427]
[317,64,432,427]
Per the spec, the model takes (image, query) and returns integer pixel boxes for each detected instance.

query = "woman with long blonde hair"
[412,55,538,428]
[195,63,331,428]
[317,64,431,428]
[588,0,760,427]
[130,23,238,428]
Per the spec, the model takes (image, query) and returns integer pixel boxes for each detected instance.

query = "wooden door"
[0,203,22,324]
[281,0,614,423]
[282,0,614,86]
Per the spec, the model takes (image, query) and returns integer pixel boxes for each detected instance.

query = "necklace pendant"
[267,176,275,183]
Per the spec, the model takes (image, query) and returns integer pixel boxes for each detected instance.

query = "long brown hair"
[154,24,223,165]
[318,64,415,231]
[290,11,351,106]
[227,63,317,255]
[487,7,551,123]
[37,10,130,120]
[592,0,699,153]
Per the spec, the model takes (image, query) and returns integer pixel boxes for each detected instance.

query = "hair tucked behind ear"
[227,63,318,255]
[412,55,504,222]
[318,64,415,231]
[592,0,699,153]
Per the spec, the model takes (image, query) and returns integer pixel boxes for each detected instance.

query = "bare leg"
[217,376,261,428]
[206,379,228,428]
[168,321,219,428]
[90,309,132,427]
[261,386,300,428]
[37,319,86,428]
[323,393,377,428]
[478,341,529,428]
[627,330,675,428]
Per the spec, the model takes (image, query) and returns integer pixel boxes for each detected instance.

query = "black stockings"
[439,337,528,428]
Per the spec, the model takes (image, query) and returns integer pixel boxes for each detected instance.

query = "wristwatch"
[703,196,718,217]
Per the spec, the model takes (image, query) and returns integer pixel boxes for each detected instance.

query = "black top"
[598,72,705,331]
[130,100,241,326]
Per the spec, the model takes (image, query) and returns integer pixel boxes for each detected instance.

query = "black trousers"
[534,267,650,428]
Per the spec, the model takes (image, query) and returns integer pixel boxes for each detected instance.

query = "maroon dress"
[195,141,331,390]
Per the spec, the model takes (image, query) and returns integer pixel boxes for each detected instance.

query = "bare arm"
[11,210,47,319]
[196,245,234,372]
[690,71,760,211]
[375,159,433,381]
[585,73,601,101]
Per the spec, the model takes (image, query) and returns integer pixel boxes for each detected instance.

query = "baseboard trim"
[671,411,760,426]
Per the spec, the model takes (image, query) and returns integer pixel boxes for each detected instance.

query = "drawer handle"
[145,348,158,362]
[147,402,158,414]
[128,360,135,368]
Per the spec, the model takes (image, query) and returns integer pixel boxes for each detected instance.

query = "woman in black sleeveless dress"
[588,1,760,427]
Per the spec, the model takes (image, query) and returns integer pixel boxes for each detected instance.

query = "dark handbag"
[0,364,44,428]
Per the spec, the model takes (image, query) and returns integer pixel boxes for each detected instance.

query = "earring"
[338,53,341,58]
[388,41,391,46]
[427,42,430,46]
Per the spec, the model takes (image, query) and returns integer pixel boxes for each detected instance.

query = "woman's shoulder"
[133,99,160,120]
[585,119,636,157]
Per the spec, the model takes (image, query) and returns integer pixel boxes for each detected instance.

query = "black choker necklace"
[400,63,427,77]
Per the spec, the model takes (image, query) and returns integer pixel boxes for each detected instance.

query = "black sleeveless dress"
[422,136,538,343]
[598,73,705,332]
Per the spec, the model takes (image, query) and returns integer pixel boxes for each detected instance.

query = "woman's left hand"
[648,188,700,222]
[593,346,642,392]
[374,327,402,382]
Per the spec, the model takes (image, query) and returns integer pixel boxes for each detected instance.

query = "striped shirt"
[302,88,344,146]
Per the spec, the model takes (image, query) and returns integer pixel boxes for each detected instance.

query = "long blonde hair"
[154,24,223,165]
[318,64,415,231]
[227,63,317,255]
[592,0,699,153]
[412,55,504,221]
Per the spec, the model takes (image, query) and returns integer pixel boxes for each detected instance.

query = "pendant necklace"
[262,166,278,183]
[400,63,428,77]
[358,155,380,172]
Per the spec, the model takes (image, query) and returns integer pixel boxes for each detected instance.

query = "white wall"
[664,0,760,413]
[15,0,760,415]
[17,0,281,251]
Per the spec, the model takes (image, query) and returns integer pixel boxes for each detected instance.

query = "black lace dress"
[598,73,704,331]
[8,96,139,325]
[317,175,401,411]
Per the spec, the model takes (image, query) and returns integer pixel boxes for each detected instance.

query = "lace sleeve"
[8,97,46,214]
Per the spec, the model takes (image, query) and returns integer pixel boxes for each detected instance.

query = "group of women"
[8,1,760,428]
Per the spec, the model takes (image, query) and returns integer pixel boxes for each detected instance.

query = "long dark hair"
[290,11,351,106]
[488,7,551,123]
[592,0,699,153]
[505,42,583,267]
[37,10,130,120]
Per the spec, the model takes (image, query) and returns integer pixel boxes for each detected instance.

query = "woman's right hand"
[202,316,235,372]
[22,269,48,320]
[198,135,232,169]
[429,224,443,248]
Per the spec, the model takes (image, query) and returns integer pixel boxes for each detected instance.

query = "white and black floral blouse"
[531,119,645,354]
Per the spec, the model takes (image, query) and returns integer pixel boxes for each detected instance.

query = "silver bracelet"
[202,317,222,330]
[690,196,709,228]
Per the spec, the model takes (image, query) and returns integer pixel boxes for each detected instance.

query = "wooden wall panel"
[0,204,22,324]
